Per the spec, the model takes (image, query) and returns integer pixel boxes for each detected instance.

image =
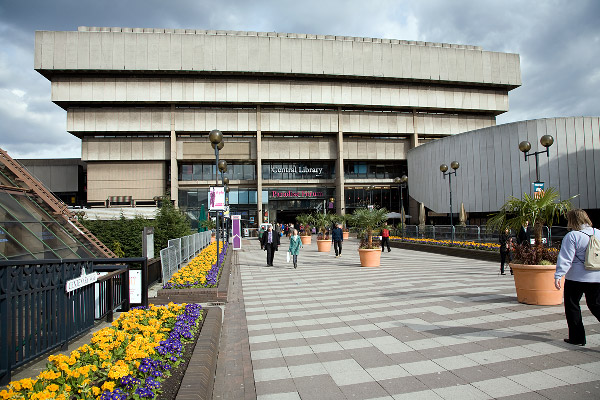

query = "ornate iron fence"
[0,257,147,385]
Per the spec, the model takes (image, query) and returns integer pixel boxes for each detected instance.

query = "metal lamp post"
[519,135,554,195]
[209,129,224,269]
[394,175,408,236]
[440,161,459,245]
[218,160,228,247]
[224,183,230,243]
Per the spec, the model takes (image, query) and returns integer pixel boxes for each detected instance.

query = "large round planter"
[300,235,312,245]
[342,231,349,240]
[358,248,381,267]
[317,240,332,252]
[510,263,564,305]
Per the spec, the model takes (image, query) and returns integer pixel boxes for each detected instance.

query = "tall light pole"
[369,185,374,207]
[394,175,408,236]
[440,161,459,245]
[219,164,228,245]
[519,135,554,196]
[224,182,230,243]
[209,129,224,268]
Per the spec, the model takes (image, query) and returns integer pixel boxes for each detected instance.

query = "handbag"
[286,252,290,263]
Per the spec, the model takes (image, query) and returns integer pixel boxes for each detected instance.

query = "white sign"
[209,186,226,211]
[129,270,142,304]
[66,268,98,293]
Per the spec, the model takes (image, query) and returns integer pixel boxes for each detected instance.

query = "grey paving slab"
[234,239,600,399]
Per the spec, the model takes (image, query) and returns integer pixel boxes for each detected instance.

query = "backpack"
[580,229,600,271]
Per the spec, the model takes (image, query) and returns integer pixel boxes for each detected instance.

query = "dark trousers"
[500,250,512,274]
[265,243,276,266]
[334,240,342,256]
[292,254,298,267]
[564,279,600,344]
[381,237,390,252]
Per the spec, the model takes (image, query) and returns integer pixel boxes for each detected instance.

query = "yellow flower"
[101,381,115,392]
[47,384,59,392]
[92,387,101,396]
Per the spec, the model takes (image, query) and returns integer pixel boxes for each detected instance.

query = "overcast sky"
[0,0,598,159]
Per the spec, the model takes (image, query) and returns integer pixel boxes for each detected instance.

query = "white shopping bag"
[286,252,290,263]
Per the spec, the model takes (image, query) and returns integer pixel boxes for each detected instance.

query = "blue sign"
[533,182,545,198]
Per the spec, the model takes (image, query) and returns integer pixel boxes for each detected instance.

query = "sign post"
[232,215,242,250]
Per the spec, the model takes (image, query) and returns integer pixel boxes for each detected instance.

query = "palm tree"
[296,214,314,236]
[487,188,574,246]
[312,212,333,239]
[349,207,389,249]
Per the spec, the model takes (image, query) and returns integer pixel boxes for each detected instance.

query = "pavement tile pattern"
[237,239,600,400]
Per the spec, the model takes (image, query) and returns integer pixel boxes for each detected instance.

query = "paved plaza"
[228,238,600,400]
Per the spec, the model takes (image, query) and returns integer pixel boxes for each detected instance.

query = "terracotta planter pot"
[358,248,381,267]
[317,240,332,252]
[342,231,349,240]
[300,235,312,245]
[510,263,564,305]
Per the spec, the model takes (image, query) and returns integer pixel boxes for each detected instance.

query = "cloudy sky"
[0,0,598,159]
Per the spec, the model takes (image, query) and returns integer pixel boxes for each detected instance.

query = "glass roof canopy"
[0,161,97,261]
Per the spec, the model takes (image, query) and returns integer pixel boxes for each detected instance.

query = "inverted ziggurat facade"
[35,27,520,227]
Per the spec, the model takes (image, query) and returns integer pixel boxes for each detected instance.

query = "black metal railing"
[0,257,148,385]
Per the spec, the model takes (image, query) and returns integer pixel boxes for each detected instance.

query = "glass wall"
[179,162,256,181]
[344,161,407,179]
[344,186,406,213]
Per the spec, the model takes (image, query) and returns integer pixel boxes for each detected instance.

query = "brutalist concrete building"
[34,27,521,227]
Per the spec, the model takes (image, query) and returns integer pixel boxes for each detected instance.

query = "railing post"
[0,265,11,385]
[106,278,113,323]
[141,258,148,308]
[122,269,130,313]
[61,263,69,350]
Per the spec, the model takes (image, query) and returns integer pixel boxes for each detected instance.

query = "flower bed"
[1,303,203,400]
[162,242,228,290]
[391,236,500,252]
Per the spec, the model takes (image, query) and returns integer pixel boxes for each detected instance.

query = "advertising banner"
[209,186,226,210]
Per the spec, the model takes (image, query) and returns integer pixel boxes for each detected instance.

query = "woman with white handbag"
[288,229,303,269]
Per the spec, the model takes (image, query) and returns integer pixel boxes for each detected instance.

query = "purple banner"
[232,215,242,250]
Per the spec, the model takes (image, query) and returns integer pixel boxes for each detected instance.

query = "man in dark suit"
[517,220,531,246]
[260,225,280,266]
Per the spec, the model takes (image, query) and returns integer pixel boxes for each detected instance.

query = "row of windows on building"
[178,161,407,181]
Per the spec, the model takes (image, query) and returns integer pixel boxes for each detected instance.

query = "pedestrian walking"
[517,220,531,245]
[331,224,344,257]
[258,226,265,249]
[499,228,513,275]
[554,209,600,346]
[381,224,391,252]
[289,229,302,269]
[260,225,280,266]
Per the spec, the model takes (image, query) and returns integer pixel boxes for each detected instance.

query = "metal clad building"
[407,117,600,215]
[34,27,521,226]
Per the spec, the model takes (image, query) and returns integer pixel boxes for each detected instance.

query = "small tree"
[154,196,193,253]
[349,207,389,249]
[199,217,216,232]
[312,212,333,239]
[487,188,574,246]
[296,214,314,237]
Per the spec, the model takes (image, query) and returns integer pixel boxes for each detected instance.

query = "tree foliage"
[487,188,575,246]
[296,214,314,236]
[80,199,192,258]
[348,207,389,249]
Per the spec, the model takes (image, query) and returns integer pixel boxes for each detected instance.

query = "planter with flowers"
[348,207,389,267]
[296,214,314,245]
[488,188,574,305]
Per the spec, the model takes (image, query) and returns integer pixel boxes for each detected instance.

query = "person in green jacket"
[288,229,303,269]
[258,226,265,249]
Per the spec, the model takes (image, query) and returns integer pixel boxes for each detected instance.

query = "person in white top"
[554,209,600,346]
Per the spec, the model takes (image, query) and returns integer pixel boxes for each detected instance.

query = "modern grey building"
[407,117,600,223]
[34,27,521,227]
[17,158,86,206]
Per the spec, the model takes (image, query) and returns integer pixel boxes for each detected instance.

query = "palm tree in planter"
[296,213,314,245]
[349,207,389,267]
[313,212,333,252]
[488,188,574,305]
[199,217,217,242]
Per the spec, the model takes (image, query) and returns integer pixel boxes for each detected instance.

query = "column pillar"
[336,107,346,215]
[170,105,178,207]
[411,110,419,149]
[256,105,263,224]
